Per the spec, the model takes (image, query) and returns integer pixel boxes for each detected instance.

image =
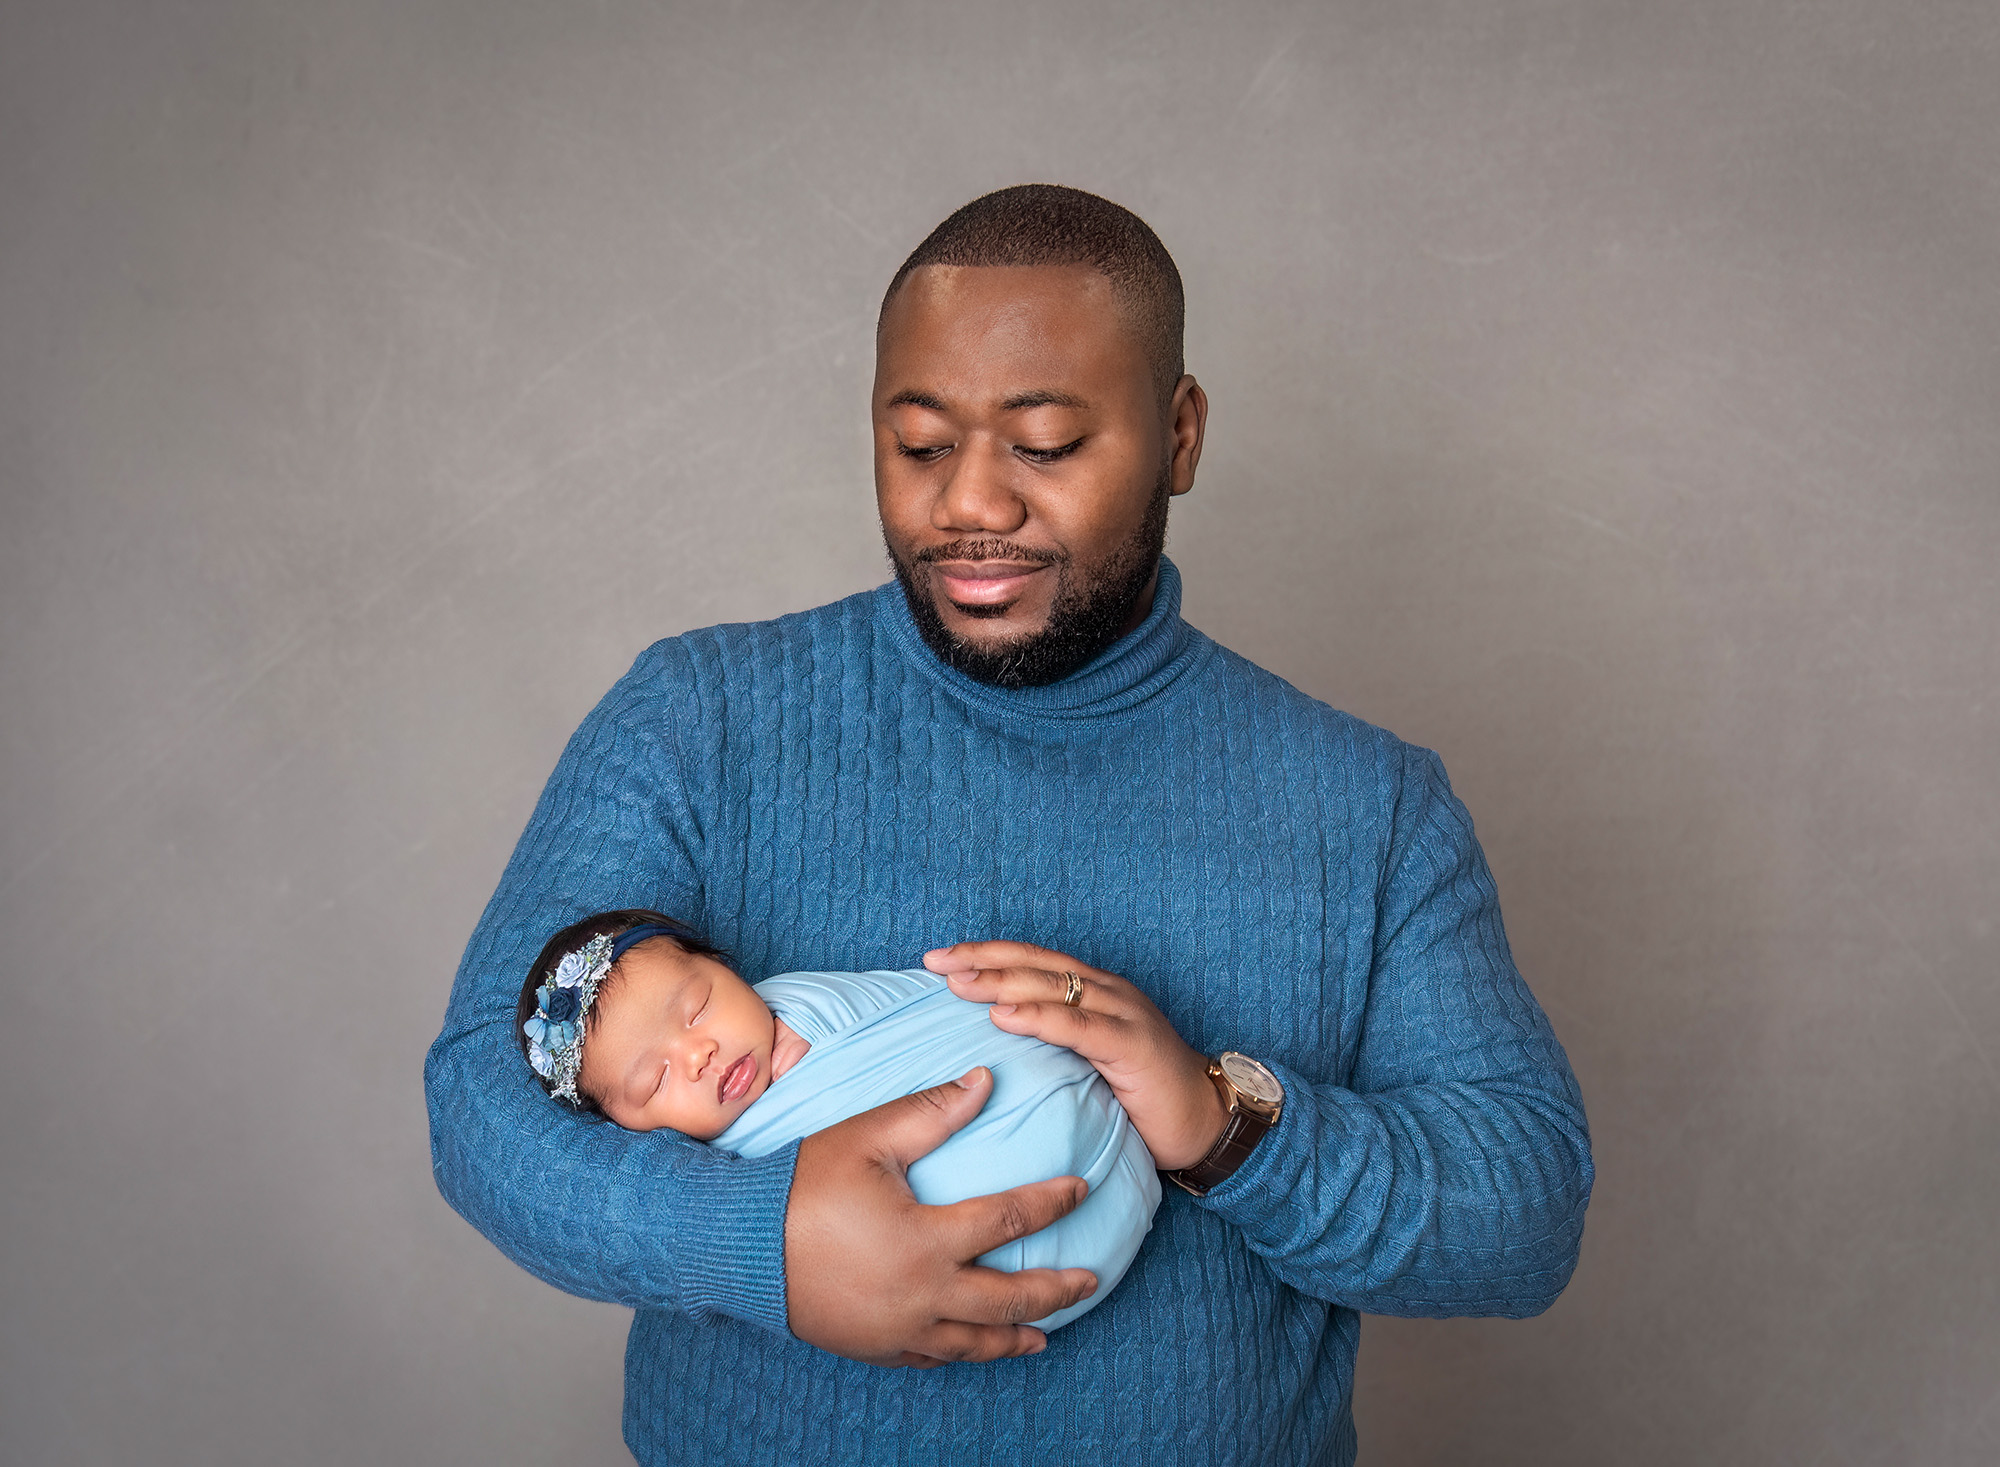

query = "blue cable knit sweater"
[426,558,1592,1467]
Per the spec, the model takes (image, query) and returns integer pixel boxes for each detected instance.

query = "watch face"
[1219,1052,1283,1107]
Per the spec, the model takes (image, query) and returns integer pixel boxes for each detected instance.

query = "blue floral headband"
[523,922,691,1102]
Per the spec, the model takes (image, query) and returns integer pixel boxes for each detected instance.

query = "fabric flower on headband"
[523,931,616,1102]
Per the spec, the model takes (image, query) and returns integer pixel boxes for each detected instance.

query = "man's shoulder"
[1195,633,1427,779]
[620,585,883,689]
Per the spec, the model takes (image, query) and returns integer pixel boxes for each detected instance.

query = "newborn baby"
[516,909,1160,1332]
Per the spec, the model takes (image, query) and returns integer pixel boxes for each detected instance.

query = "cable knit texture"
[425,558,1592,1467]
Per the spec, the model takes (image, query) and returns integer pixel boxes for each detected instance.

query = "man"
[427,184,1592,1465]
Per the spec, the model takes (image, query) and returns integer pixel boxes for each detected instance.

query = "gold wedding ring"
[1062,970,1084,1007]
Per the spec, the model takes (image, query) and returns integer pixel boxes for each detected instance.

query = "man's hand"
[926,942,1231,1171]
[785,1066,1099,1367]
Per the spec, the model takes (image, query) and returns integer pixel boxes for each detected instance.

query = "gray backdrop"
[4,1,1995,1463]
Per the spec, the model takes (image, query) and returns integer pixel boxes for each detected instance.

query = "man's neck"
[1115,569,1160,639]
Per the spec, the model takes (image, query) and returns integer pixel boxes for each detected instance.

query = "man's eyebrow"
[884,389,1092,413]
[1000,390,1090,412]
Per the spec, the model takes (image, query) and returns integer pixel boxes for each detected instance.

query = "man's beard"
[888,469,1171,690]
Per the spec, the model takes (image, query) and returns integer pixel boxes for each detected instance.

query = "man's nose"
[931,438,1027,535]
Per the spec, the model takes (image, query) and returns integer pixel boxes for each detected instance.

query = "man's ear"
[1168,375,1207,496]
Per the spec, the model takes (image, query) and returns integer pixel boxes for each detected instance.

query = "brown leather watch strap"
[1167,1108,1272,1196]
[1166,1061,1278,1197]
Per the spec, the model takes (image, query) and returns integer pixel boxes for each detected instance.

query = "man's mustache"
[911,539,1066,567]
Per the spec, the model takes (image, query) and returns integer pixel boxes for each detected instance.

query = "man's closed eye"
[1018,437,1085,464]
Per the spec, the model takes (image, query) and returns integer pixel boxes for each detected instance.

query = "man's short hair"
[881,184,1185,405]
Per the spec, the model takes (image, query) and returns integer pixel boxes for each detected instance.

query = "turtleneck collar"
[874,555,1213,722]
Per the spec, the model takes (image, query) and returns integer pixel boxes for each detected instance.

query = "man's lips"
[718,1054,755,1104]
[928,561,1051,607]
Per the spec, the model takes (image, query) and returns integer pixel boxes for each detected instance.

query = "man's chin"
[939,626,1045,667]
[942,599,1013,623]
[890,541,1156,690]
[901,579,1057,686]
[932,607,1053,667]
[939,594,1040,628]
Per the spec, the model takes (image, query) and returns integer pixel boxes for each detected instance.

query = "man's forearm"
[1196,1059,1593,1317]
[421,638,799,1319]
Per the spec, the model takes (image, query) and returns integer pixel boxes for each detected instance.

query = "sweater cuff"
[655,1139,801,1335]
[1192,1060,1329,1228]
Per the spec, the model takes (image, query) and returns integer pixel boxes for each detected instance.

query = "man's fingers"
[907,1264,1099,1362]
[946,1263,1099,1329]
[926,940,1075,975]
[787,1070,1105,1370]
[985,999,1139,1068]
[850,1067,994,1168]
[942,962,1141,1021]
[946,961,1089,1002]
[940,1173,1089,1258]
[911,1320,1050,1365]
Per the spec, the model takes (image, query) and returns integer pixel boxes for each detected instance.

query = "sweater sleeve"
[422,642,797,1333]
[1197,746,1593,1317]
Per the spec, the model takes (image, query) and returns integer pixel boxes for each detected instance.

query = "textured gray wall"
[3,1,1995,1463]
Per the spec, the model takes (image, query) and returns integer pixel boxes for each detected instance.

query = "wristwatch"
[1165,1052,1284,1197]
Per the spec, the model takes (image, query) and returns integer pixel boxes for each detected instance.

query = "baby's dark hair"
[514,908,731,1119]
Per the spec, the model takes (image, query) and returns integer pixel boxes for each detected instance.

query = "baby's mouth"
[718,1054,755,1104]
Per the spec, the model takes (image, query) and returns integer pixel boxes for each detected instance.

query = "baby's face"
[575,938,776,1138]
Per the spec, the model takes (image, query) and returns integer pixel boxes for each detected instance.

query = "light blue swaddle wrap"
[712,968,1162,1332]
